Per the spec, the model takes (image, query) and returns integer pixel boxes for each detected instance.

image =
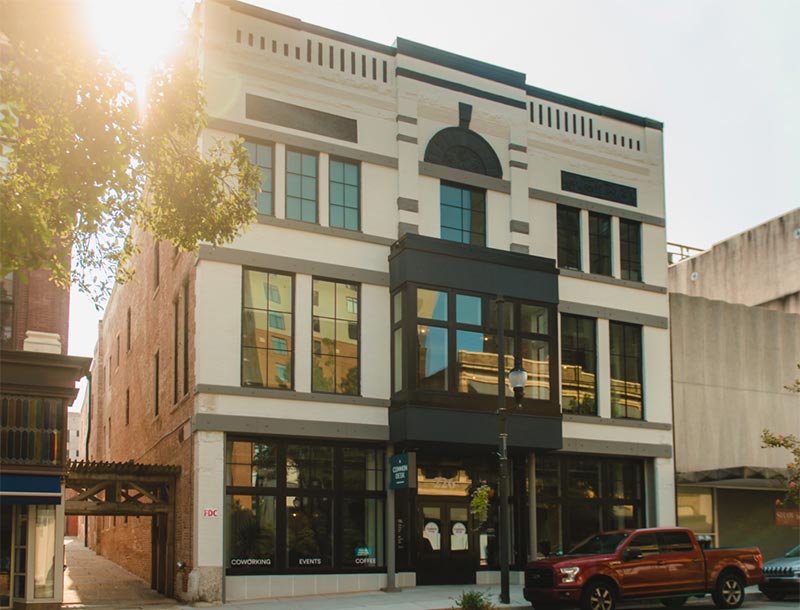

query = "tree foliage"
[0,0,260,303]
[761,364,800,508]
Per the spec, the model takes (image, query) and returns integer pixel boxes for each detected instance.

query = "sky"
[67,0,800,393]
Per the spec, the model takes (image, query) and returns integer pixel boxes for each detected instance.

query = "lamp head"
[508,361,527,407]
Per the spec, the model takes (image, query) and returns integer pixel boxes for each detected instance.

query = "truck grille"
[525,568,555,588]
[763,566,796,577]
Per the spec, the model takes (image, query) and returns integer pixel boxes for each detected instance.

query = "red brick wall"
[8,269,70,353]
[87,230,197,586]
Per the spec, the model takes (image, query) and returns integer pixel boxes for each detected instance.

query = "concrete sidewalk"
[219,585,529,610]
[60,539,774,610]
[63,536,176,609]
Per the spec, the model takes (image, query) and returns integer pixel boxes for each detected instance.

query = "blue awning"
[0,473,61,504]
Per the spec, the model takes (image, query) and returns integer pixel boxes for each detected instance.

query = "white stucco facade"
[174,0,676,601]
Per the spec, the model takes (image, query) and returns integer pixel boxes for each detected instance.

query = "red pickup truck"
[523,528,763,610]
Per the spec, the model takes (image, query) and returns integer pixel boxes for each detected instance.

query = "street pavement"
[63,538,797,610]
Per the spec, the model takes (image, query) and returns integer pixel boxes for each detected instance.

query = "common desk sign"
[389,452,417,489]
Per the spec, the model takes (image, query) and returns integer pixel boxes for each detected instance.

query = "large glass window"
[225,439,384,574]
[244,140,274,215]
[620,219,642,281]
[560,315,597,415]
[589,212,611,276]
[312,280,359,395]
[329,159,359,231]
[557,206,581,270]
[536,456,644,554]
[440,182,486,246]
[413,288,555,402]
[610,322,643,419]
[286,149,317,223]
[242,270,293,389]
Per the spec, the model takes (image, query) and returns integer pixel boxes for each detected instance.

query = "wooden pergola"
[65,460,180,597]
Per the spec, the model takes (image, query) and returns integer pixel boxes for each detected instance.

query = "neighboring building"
[87,0,674,602]
[670,209,800,559]
[0,270,91,609]
[669,209,800,314]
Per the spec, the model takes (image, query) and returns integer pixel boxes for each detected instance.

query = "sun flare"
[84,0,194,96]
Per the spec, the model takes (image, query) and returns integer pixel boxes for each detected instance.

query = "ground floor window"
[225,437,385,574]
[535,455,644,554]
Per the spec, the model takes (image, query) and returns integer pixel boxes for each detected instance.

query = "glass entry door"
[416,499,476,585]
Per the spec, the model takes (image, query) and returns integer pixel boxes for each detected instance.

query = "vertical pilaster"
[596,319,611,418]
[274,143,286,219]
[580,209,591,272]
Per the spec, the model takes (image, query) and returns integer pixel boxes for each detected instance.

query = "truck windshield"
[568,533,629,555]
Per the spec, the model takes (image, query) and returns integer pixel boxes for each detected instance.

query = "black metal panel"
[561,171,637,207]
[245,94,358,143]
[390,405,562,450]
[389,234,558,303]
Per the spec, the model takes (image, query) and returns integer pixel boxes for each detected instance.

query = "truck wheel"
[712,572,745,609]
[660,597,688,608]
[581,580,617,610]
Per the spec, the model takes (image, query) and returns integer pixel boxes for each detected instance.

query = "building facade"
[0,270,90,609]
[670,209,800,559]
[88,0,674,602]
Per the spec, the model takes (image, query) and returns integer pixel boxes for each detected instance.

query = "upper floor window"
[610,322,642,419]
[620,219,642,281]
[286,149,317,223]
[557,206,581,270]
[440,182,486,246]
[412,287,554,401]
[560,314,597,415]
[329,159,359,231]
[1,273,14,349]
[312,279,359,395]
[589,212,611,276]
[244,139,274,215]
[242,269,293,389]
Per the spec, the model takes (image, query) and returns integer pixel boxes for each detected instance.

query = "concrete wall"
[670,293,800,474]
[669,208,800,313]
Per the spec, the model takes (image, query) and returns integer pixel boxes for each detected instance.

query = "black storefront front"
[389,234,562,584]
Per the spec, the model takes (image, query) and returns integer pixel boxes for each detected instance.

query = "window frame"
[588,212,612,276]
[609,321,644,420]
[225,436,385,575]
[328,157,361,231]
[241,268,295,390]
[394,284,558,413]
[560,314,597,415]
[285,147,319,224]
[619,219,642,282]
[556,206,582,271]
[311,278,360,396]
[439,181,487,247]
[243,138,275,216]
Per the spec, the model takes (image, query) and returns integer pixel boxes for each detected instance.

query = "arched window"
[424,127,502,179]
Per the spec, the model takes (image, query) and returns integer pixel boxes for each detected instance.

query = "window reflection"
[287,496,331,568]
[242,270,293,389]
[286,445,333,489]
[418,325,448,390]
[312,280,359,395]
[226,495,276,569]
[610,322,643,419]
[561,315,597,415]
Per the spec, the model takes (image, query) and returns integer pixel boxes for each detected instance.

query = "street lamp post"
[496,297,528,605]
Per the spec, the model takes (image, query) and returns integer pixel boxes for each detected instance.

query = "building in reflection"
[84,0,675,603]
